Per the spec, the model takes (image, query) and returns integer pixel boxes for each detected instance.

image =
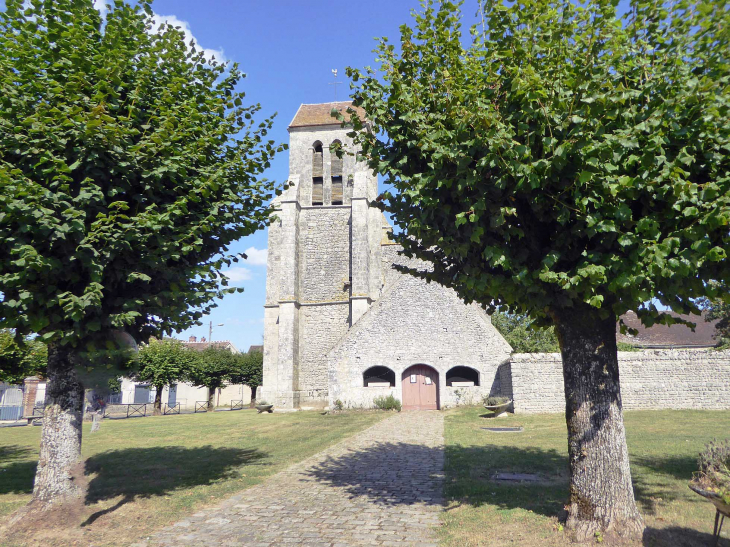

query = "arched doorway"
[402,365,439,410]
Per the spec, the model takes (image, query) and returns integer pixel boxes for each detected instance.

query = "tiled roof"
[181,340,238,353]
[289,102,366,129]
[248,345,263,353]
[617,311,720,348]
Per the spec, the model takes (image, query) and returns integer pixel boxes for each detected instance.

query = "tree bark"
[32,343,85,506]
[552,304,645,542]
[153,385,163,416]
[207,386,216,411]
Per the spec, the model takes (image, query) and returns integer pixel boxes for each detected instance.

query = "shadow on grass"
[643,525,728,547]
[81,445,268,525]
[0,445,37,495]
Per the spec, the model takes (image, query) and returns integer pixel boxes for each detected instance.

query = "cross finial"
[328,69,343,101]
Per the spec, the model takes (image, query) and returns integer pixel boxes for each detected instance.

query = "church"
[259,102,513,411]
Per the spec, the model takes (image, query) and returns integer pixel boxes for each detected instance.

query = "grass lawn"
[0,409,384,546]
[440,407,730,547]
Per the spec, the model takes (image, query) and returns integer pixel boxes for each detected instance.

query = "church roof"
[288,102,366,129]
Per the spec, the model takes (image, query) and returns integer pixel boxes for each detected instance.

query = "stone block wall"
[328,273,512,409]
[510,350,730,413]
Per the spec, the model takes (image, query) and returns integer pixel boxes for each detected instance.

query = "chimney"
[200,337,207,343]
[189,335,197,342]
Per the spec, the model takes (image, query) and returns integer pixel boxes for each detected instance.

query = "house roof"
[288,102,366,129]
[617,311,720,348]
[182,340,239,353]
[248,345,263,353]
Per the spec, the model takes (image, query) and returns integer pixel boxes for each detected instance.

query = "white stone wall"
[510,350,730,413]
[328,271,512,410]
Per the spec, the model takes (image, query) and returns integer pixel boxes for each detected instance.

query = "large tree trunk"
[32,343,85,506]
[552,304,645,542]
[153,385,163,416]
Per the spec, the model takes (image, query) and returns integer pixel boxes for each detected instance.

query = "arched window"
[312,141,323,205]
[363,366,395,387]
[446,366,480,387]
[330,140,343,205]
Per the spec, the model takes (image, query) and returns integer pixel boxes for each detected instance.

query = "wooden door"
[402,365,439,410]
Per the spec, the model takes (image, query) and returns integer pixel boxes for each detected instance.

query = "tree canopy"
[188,346,241,410]
[345,0,730,330]
[0,330,47,385]
[231,350,263,402]
[0,0,284,354]
[136,338,197,413]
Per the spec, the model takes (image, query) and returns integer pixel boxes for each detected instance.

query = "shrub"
[483,395,509,407]
[333,399,344,412]
[373,394,401,412]
[693,439,730,505]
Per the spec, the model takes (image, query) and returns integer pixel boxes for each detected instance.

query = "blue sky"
[143,0,440,352]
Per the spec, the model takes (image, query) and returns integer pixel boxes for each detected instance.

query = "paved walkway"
[144,411,444,547]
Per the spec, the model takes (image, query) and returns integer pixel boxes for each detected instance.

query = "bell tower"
[260,102,382,410]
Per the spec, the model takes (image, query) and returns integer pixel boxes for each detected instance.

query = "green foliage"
[333,399,344,412]
[0,1,284,358]
[483,395,509,407]
[491,312,559,353]
[694,439,730,505]
[0,329,47,384]
[344,0,730,330]
[373,394,401,412]
[230,350,263,397]
[188,346,239,392]
[136,338,197,390]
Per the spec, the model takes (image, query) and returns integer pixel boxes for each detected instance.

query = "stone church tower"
[261,102,512,411]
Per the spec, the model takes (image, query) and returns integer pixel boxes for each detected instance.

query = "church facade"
[260,102,512,411]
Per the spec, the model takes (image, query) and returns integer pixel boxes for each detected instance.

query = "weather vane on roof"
[328,69,343,101]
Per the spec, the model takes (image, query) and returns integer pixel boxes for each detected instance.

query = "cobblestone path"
[143,411,444,547]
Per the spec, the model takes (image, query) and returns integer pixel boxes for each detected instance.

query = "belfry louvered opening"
[331,140,343,205]
[312,141,323,205]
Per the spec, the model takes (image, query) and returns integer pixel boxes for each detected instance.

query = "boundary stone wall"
[510,350,730,413]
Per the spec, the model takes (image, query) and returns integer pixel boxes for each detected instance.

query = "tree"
[0,0,283,509]
[491,312,559,353]
[188,346,240,411]
[0,330,47,385]
[136,339,196,415]
[231,350,263,405]
[344,0,730,539]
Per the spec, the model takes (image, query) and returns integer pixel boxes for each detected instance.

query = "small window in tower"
[312,142,323,177]
[331,176,343,205]
[312,177,323,206]
[330,140,343,176]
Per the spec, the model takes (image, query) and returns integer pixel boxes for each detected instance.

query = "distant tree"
[231,350,263,405]
[491,312,559,353]
[188,346,240,411]
[0,0,283,509]
[0,330,47,385]
[492,313,639,353]
[345,0,730,539]
[136,339,197,415]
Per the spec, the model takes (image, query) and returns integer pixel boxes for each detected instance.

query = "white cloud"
[243,247,268,266]
[150,14,226,64]
[93,0,108,18]
[223,267,252,283]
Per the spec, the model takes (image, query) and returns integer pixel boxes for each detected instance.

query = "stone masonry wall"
[511,350,730,413]
[298,208,351,303]
[298,303,351,393]
[328,272,512,409]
